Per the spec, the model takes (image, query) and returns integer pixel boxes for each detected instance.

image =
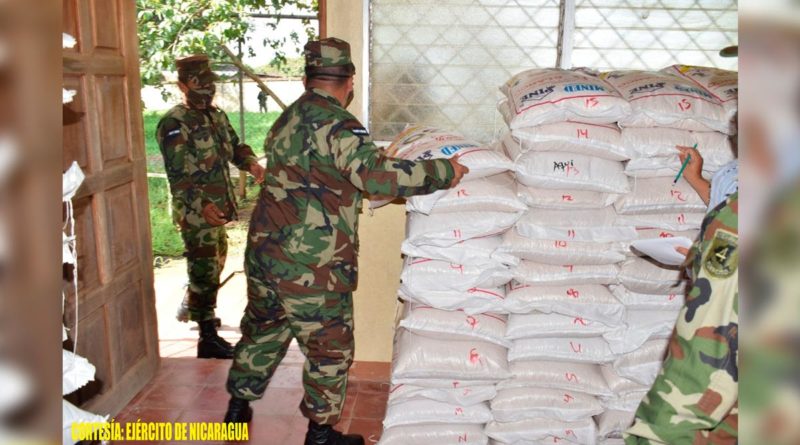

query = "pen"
[673,143,697,184]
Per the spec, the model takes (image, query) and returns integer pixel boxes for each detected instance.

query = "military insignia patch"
[703,229,739,278]
[351,127,369,136]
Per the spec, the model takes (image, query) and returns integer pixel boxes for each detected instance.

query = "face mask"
[186,83,216,109]
[345,89,354,108]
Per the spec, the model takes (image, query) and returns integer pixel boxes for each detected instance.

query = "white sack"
[611,285,685,310]
[600,391,649,412]
[615,211,705,231]
[400,304,510,347]
[378,424,489,445]
[506,312,619,340]
[401,257,513,293]
[516,207,637,242]
[383,399,492,428]
[614,177,706,215]
[509,336,617,364]
[388,383,497,407]
[602,70,730,134]
[392,330,511,381]
[663,65,738,123]
[625,154,733,178]
[623,228,699,257]
[516,183,618,209]
[504,283,624,325]
[621,127,735,164]
[402,235,519,267]
[596,410,637,439]
[485,417,597,445]
[512,261,620,287]
[63,350,96,396]
[63,400,108,445]
[604,309,679,354]
[391,377,500,388]
[406,210,523,247]
[618,257,686,294]
[613,339,670,385]
[499,360,612,396]
[498,230,626,265]
[491,387,604,423]
[600,365,651,395]
[407,173,527,215]
[505,144,630,194]
[398,286,506,315]
[499,68,631,129]
[509,121,630,161]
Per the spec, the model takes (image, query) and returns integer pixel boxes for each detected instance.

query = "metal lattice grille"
[370,0,561,142]
[369,0,738,142]
[571,0,738,71]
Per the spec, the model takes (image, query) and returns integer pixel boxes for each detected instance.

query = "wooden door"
[63,0,159,415]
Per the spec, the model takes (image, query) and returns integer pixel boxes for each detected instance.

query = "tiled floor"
[117,253,390,444]
[117,351,390,444]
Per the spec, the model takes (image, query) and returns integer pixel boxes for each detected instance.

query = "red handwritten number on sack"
[567,288,580,299]
[678,98,692,111]
[466,315,478,329]
[566,164,580,176]
[573,317,588,326]
[669,294,677,301]
[554,240,568,249]
[454,407,464,416]
[453,229,462,239]
[570,341,582,353]
[678,214,686,225]
[562,194,574,202]
[462,388,471,396]
[577,129,590,139]
[457,189,469,198]
[458,434,468,443]
[563,265,575,273]
[671,190,687,202]
[585,97,599,108]
[659,231,674,238]
[450,264,465,274]
[565,372,579,383]
[565,430,576,438]
[567,229,576,239]
[469,348,480,364]
[563,393,575,404]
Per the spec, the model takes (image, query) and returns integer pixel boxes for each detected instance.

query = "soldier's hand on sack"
[248,162,265,184]
[202,203,228,226]
[675,246,691,257]
[448,157,470,187]
[676,145,704,183]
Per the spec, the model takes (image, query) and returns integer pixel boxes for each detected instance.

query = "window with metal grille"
[369,0,738,143]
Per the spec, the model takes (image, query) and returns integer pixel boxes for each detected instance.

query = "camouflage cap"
[304,38,356,79]
[176,54,219,85]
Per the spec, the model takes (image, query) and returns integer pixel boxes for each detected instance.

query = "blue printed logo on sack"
[521,85,556,103]
[630,82,665,95]
[439,143,477,156]
[674,84,715,100]
[563,84,606,93]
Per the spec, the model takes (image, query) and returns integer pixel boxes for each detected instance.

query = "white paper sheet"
[630,236,693,266]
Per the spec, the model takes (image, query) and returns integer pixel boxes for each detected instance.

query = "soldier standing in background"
[156,55,265,359]
[223,38,469,445]
[257,90,268,113]
[625,192,739,444]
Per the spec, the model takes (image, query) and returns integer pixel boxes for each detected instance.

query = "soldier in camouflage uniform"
[156,55,265,359]
[223,38,468,445]
[625,192,739,444]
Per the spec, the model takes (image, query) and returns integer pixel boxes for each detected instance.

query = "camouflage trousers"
[180,225,228,322]
[226,274,355,425]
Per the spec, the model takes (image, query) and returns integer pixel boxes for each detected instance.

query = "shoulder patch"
[351,127,369,136]
[703,229,738,279]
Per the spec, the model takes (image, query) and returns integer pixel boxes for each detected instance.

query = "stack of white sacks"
[377,65,736,445]
[377,126,524,445]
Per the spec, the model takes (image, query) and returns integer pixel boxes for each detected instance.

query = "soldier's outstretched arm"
[220,111,259,170]
[332,121,456,197]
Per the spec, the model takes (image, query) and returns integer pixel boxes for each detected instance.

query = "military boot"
[197,319,234,359]
[223,397,252,423]
[304,420,364,445]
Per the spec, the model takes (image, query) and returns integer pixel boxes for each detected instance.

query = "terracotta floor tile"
[340,392,357,420]
[352,391,387,420]
[282,415,311,445]
[348,362,391,382]
[188,385,233,413]
[115,406,182,424]
[346,418,384,443]
[134,382,204,410]
[252,387,305,416]
[334,417,351,435]
[241,414,299,444]
[353,381,391,394]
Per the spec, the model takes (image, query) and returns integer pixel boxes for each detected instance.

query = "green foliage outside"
[145,110,280,257]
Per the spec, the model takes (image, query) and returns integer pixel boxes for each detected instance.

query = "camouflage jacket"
[246,88,455,294]
[156,104,257,229]
[626,192,739,445]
